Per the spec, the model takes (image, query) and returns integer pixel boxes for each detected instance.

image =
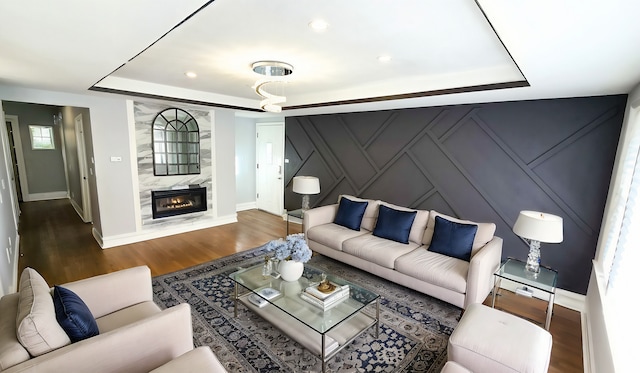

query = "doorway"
[4,117,23,202]
[256,123,284,216]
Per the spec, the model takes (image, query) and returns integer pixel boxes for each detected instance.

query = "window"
[152,108,200,176]
[29,125,55,150]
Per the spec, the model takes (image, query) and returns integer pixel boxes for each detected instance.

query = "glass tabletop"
[495,258,558,293]
[287,209,304,219]
[229,263,379,334]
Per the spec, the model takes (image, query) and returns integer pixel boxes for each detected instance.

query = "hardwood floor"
[17,199,583,372]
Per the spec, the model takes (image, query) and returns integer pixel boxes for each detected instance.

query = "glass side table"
[286,209,304,235]
[491,258,558,330]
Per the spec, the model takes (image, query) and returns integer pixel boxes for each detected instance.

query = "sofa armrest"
[464,236,503,309]
[303,204,338,237]
[61,266,153,319]
[4,303,194,373]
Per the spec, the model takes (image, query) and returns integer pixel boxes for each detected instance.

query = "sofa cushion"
[428,216,478,262]
[423,211,496,257]
[379,202,429,244]
[343,233,419,269]
[395,248,469,293]
[53,286,99,343]
[307,223,369,251]
[373,205,417,244]
[334,197,368,230]
[339,195,380,232]
[95,301,161,333]
[16,268,70,356]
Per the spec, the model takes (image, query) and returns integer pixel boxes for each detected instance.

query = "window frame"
[28,125,56,150]
[151,108,201,176]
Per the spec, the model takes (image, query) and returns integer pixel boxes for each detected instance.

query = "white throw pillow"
[16,268,71,356]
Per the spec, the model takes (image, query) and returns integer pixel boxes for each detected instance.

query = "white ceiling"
[2,0,640,117]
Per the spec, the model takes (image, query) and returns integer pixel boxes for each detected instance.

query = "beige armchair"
[0,266,194,373]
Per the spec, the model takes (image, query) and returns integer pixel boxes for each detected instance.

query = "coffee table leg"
[491,275,501,308]
[234,282,239,317]
[322,334,326,372]
[376,298,380,339]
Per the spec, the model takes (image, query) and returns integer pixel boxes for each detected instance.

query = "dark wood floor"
[17,199,583,372]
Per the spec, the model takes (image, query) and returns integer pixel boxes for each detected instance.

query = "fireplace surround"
[151,187,207,219]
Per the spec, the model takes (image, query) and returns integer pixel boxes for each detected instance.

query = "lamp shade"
[513,210,563,243]
[292,176,320,195]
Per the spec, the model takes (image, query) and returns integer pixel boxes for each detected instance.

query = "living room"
[1,1,639,372]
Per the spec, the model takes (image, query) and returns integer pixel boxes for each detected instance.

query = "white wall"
[586,82,640,373]
[235,116,256,210]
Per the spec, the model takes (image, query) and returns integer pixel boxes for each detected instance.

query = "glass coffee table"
[229,263,379,372]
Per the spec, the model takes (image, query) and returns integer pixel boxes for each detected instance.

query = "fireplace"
[151,187,207,219]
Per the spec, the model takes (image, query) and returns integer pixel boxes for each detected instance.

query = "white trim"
[10,234,20,293]
[582,311,593,373]
[236,201,257,211]
[126,100,142,232]
[97,214,237,249]
[5,115,29,200]
[25,191,67,201]
[498,281,585,312]
[69,196,84,220]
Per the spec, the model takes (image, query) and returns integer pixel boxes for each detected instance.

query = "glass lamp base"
[525,240,541,273]
[301,194,310,211]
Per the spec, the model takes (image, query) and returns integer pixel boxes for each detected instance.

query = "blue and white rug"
[152,247,462,372]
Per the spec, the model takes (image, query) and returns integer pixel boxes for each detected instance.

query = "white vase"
[278,260,304,282]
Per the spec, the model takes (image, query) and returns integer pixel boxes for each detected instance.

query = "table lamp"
[512,210,563,273]
[292,176,320,211]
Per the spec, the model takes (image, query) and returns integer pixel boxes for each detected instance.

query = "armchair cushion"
[53,286,99,343]
[16,268,70,356]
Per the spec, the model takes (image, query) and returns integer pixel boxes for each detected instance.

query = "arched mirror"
[152,108,200,176]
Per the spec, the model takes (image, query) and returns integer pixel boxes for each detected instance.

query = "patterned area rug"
[152,247,462,372]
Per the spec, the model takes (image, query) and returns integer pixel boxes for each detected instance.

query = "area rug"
[152,247,462,372]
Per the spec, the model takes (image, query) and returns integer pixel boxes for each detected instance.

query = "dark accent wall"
[284,95,627,294]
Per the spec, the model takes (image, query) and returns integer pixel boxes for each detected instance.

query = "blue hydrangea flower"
[264,233,312,263]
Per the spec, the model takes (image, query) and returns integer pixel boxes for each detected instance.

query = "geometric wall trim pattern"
[285,95,627,294]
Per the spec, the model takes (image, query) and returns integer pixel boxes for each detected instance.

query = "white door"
[256,123,284,216]
[75,114,92,223]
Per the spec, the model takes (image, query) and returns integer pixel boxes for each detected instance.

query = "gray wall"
[235,117,256,206]
[214,109,237,218]
[285,95,627,294]
[3,101,66,195]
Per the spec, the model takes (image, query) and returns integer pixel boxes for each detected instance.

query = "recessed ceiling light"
[378,55,392,63]
[185,71,197,78]
[309,19,329,31]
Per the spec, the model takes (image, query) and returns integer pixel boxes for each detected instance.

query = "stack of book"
[248,287,281,308]
[300,283,350,311]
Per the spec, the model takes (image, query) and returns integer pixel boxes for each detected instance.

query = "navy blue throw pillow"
[429,216,478,261]
[53,286,99,343]
[372,205,417,244]
[334,198,369,230]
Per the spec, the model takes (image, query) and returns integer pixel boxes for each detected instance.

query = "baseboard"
[97,214,238,248]
[236,201,257,211]
[24,191,67,202]
[498,281,585,312]
[582,310,593,373]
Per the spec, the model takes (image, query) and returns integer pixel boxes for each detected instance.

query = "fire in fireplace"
[151,187,206,219]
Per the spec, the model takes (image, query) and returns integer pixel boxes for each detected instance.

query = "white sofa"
[0,266,197,373]
[304,196,503,309]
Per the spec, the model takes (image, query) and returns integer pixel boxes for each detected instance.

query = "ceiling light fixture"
[308,19,329,31]
[185,71,197,78]
[378,55,392,63]
[251,61,293,113]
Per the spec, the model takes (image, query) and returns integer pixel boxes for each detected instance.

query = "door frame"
[0,110,20,229]
[75,114,92,223]
[4,115,29,202]
[256,122,284,216]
